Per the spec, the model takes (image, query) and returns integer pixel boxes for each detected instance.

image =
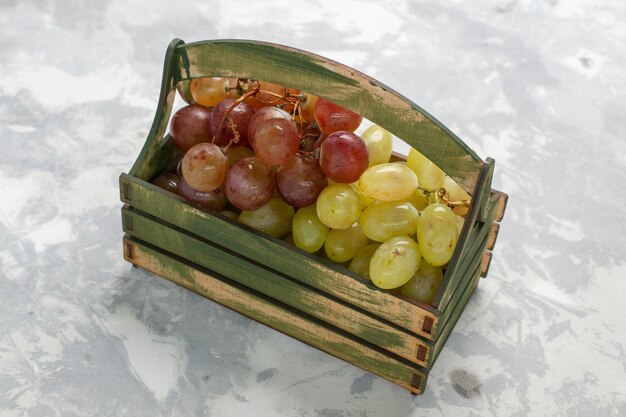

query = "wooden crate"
[119,39,508,394]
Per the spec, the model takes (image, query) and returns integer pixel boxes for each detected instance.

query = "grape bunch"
[152,77,471,306]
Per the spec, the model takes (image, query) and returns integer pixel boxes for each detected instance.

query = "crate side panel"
[122,207,433,366]
[123,237,427,394]
[430,262,483,365]
[120,174,440,339]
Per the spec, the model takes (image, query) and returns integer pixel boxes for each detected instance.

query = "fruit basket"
[119,38,508,394]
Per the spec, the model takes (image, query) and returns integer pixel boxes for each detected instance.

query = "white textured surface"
[1,1,626,416]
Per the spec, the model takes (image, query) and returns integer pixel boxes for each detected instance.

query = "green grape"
[292,205,329,253]
[358,163,418,202]
[361,125,392,167]
[455,215,465,237]
[219,210,239,221]
[348,244,380,279]
[443,175,471,203]
[407,148,445,191]
[324,223,368,263]
[417,203,458,266]
[239,197,295,238]
[400,261,443,304]
[406,188,429,211]
[316,183,364,229]
[370,236,421,289]
[359,201,419,242]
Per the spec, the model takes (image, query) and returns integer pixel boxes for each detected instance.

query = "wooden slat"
[123,236,427,394]
[122,206,434,366]
[430,261,483,364]
[119,174,440,339]
[176,40,482,193]
[492,190,509,223]
[486,222,500,251]
[480,251,493,278]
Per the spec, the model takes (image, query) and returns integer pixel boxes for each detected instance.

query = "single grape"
[209,98,254,147]
[370,236,421,290]
[181,143,228,192]
[407,148,445,191]
[252,118,301,166]
[400,261,443,304]
[247,106,292,147]
[453,205,469,217]
[417,203,459,266]
[225,145,255,166]
[316,183,364,229]
[319,131,369,183]
[406,188,429,211]
[276,154,328,208]
[219,210,239,221]
[151,173,180,194]
[190,77,229,107]
[324,223,368,263]
[292,204,329,253]
[455,215,465,237]
[170,104,212,151]
[178,178,227,211]
[443,175,471,203]
[359,201,419,242]
[224,157,275,211]
[314,98,362,134]
[358,163,418,202]
[348,244,380,279]
[361,125,393,167]
[239,197,295,238]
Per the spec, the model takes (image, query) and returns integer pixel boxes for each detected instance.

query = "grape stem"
[437,188,470,208]
[212,84,260,145]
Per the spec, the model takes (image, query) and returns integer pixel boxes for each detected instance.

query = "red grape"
[151,173,180,193]
[252,118,300,166]
[276,154,328,207]
[181,143,228,192]
[178,178,227,211]
[247,106,291,147]
[224,157,275,211]
[209,98,254,147]
[170,104,212,151]
[319,131,369,183]
[313,98,362,134]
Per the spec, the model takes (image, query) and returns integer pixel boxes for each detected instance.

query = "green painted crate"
[119,39,508,394]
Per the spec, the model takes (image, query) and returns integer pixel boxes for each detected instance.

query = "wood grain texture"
[119,174,440,339]
[122,206,434,367]
[123,236,427,394]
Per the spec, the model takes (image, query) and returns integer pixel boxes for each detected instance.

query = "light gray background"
[1,0,625,416]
